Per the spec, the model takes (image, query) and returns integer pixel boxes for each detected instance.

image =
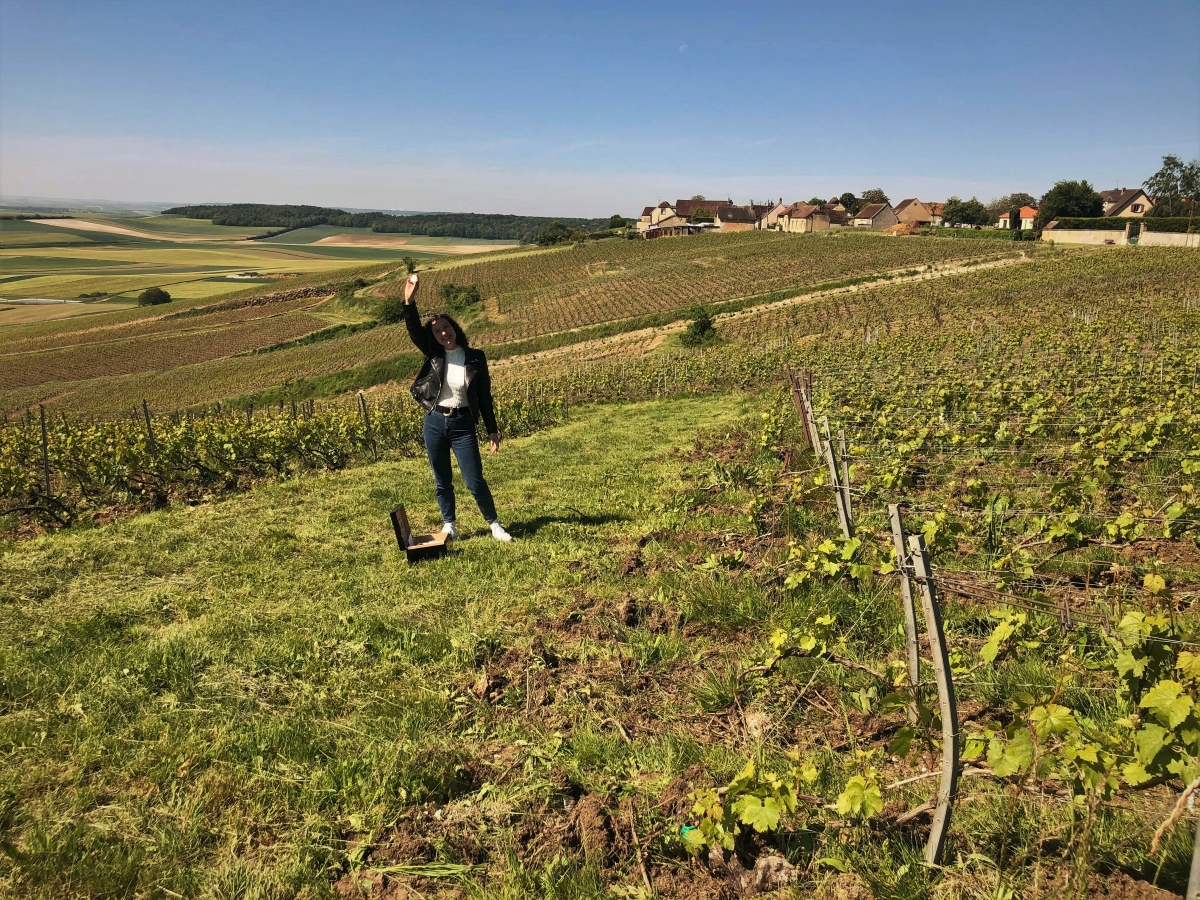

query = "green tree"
[402,256,418,274]
[607,214,627,229]
[860,188,891,207]
[680,305,717,348]
[137,287,171,306]
[807,197,827,209]
[691,194,706,201]
[839,193,861,214]
[377,296,405,324]
[689,207,714,223]
[986,192,1037,222]
[1035,180,1103,228]
[536,220,574,246]
[1144,155,1200,223]
[439,283,482,313]
[941,196,989,227]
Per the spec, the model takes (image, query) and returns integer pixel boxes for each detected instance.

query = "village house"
[997,206,1038,230]
[893,198,933,227]
[826,197,847,212]
[638,206,654,233]
[928,202,944,226]
[776,202,830,233]
[852,203,899,228]
[714,205,758,231]
[647,198,732,227]
[756,200,788,230]
[1100,188,1153,217]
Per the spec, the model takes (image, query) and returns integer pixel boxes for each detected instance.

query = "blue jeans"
[422,411,498,525]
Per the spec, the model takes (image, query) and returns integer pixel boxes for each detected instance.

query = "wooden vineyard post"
[784,365,813,450]
[821,416,853,540]
[38,404,51,496]
[907,533,959,866]
[784,365,810,450]
[889,504,921,724]
[141,399,158,459]
[1188,817,1200,900]
[798,380,823,464]
[838,427,852,522]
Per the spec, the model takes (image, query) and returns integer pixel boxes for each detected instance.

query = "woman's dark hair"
[425,313,470,349]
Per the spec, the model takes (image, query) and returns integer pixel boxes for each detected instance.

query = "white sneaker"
[489,522,513,542]
[441,522,458,540]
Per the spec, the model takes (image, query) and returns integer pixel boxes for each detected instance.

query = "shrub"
[680,306,718,347]
[439,284,482,314]
[377,297,406,324]
[137,287,171,306]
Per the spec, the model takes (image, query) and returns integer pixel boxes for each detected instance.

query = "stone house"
[852,203,899,228]
[756,201,788,230]
[714,206,758,231]
[893,198,933,227]
[777,203,830,233]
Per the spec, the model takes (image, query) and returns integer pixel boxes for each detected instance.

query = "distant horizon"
[2,2,1197,217]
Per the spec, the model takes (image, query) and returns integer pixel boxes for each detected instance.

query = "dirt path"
[492,252,1032,371]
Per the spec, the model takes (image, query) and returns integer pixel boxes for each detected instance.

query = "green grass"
[0,393,748,897]
[94,215,278,239]
[0,256,139,273]
[0,220,98,248]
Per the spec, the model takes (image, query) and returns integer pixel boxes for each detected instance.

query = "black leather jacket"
[404,300,498,435]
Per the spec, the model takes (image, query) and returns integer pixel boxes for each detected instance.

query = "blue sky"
[1,0,1197,216]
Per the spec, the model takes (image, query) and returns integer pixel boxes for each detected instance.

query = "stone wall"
[1139,230,1200,248]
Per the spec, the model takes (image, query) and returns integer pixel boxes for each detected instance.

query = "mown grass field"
[2,237,1199,898]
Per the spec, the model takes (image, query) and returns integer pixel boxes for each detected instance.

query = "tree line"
[161,204,625,244]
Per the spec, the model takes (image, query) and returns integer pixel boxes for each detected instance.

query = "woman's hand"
[488,433,501,454]
[404,274,419,304]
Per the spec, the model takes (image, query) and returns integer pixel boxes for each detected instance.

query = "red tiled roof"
[782,203,821,219]
[641,207,654,217]
[893,198,920,213]
[998,206,1038,220]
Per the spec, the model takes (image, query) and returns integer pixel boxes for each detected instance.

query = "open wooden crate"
[389,504,449,563]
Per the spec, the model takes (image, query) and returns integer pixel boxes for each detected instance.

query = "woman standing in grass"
[403,274,512,542]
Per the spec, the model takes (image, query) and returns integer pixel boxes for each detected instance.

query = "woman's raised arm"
[402,275,439,357]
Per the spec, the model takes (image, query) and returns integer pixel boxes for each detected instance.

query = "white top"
[436,346,469,408]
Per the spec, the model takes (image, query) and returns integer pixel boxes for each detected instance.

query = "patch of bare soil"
[1120,539,1200,567]
[1087,870,1182,899]
[569,794,614,864]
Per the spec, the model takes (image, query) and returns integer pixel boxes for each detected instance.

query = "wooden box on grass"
[390,504,448,563]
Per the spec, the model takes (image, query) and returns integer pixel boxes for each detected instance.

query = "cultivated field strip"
[0,323,413,414]
[385,231,1016,343]
[0,314,330,390]
[0,293,331,357]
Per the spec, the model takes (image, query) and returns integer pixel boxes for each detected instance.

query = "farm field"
[3,235,1200,898]
[0,213,514,310]
[0,231,1029,418]
[375,230,1021,344]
